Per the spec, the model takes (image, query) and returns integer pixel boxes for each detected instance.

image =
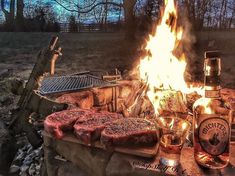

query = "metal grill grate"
[39,74,113,95]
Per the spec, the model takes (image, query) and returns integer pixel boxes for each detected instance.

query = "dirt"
[0,32,143,80]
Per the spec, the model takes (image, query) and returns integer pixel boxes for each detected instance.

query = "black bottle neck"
[204,75,221,98]
[203,56,221,98]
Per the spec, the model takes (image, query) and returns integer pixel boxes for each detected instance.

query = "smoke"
[176,5,201,83]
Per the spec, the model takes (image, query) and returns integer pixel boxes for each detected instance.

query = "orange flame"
[139,0,203,115]
[193,98,213,114]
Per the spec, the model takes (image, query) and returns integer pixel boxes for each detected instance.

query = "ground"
[0,31,234,86]
[0,31,234,175]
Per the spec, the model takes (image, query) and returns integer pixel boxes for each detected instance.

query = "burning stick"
[123,83,148,117]
[166,13,176,31]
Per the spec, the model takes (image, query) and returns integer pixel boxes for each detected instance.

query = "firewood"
[117,80,142,98]
[92,104,109,112]
[139,96,154,116]
[102,75,122,81]
[128,96,144,117]
[157,90,188,114]
[116,98,125,113]
[118,84,133,99]
[221,88,235,110]
[55,91,94,109]
[92,87,116,106]
[124,83,146,109]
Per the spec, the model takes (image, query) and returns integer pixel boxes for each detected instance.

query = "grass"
[0,31,234,88]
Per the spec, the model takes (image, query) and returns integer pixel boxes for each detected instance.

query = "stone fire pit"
[43,132,235,176]
[39,85,235,176]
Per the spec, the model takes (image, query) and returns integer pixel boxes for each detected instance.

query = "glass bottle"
[193,51,231,169]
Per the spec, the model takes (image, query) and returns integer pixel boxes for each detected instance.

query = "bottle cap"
[204,50,221,58]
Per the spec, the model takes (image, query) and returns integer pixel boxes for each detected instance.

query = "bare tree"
[1,0,25,30]
[123,0,136,40]
[228,1,235,28]
[54,0,137,40]
[181,0,235,30]
[16,0,25,30]
[183,0,213,30]
[1,0,15,30]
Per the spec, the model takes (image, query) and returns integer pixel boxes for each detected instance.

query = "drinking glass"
[156,116,191,167]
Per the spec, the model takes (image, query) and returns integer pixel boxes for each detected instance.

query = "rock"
[15,149,25,161]
[44,146,89,176]
[35,164,40,171]
[0,69,13,79]
[0,95,13,106]
[43,134,112,176]
[23,158,33,166]
[26,145,33,154]
[20,164,29,173]
[28,164,36,175]
[0,120,17,174]
[5,77,25,95]
[9,165,20,174]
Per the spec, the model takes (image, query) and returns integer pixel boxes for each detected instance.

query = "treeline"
[0,1,60,32]
[181,0,235,30]
[0,0,235,34]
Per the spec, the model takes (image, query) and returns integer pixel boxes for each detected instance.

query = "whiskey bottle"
[193,51,231,169]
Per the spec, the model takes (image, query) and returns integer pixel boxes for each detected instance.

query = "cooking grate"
[39,74,114,95]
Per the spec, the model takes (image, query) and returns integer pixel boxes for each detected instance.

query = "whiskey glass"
[156,116,191,167]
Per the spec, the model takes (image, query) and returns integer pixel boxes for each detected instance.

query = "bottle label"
[198,117,230,156]
[205,90,220,98]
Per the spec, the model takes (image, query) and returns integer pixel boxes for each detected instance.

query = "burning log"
[155,90,188,114]
[51,79,197,119]
[116,80,144,117]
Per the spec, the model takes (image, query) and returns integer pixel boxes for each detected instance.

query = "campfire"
[40,0,204,124]
[39,1,206,164]
[8,0,235,176]
[138,0,203,116]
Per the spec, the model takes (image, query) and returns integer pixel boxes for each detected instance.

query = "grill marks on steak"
[44,109,93,139]
[74,112,124,145]
[101,118,157,147]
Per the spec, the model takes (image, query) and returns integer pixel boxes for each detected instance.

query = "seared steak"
[74,112,123,145]
[44,108,93,139]
[101,118,157,147]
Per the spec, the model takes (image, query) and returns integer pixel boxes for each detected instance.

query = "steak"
[74,112,124,145]
[44,108,93,139]
[101,118,158,147]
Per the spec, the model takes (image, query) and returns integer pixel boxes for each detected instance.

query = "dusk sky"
[0,0,125,23]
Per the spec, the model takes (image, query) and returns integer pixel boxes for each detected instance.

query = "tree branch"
[1,0,9,15]
[53,0,123,14]
[76,0,98,10]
